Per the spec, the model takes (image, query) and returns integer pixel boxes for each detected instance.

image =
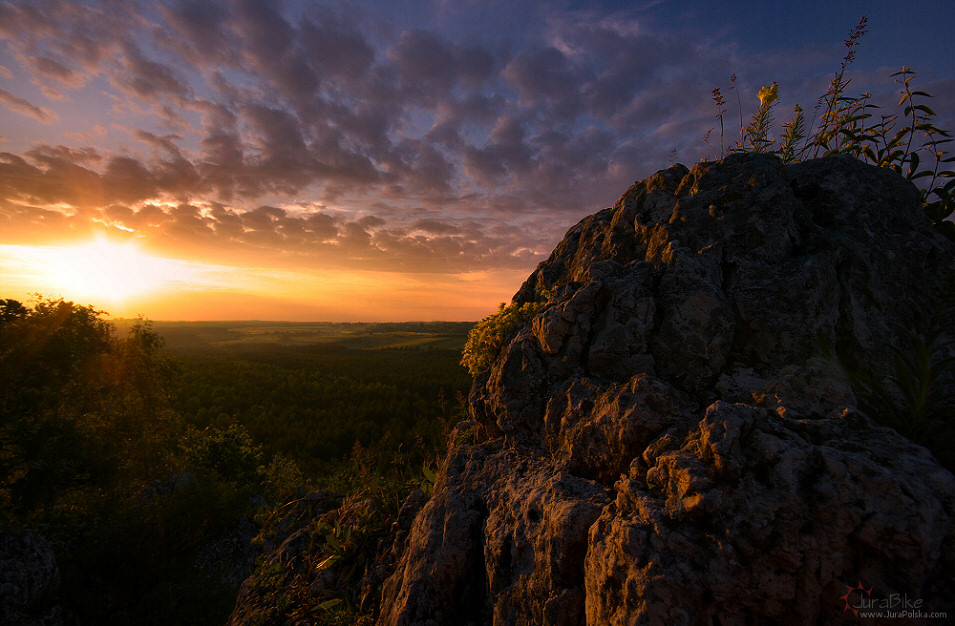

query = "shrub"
[0,297,180,517]
[461,299,546,376]
[182,423,264,486]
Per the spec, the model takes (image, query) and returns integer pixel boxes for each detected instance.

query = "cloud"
[391,29,459,94]
[0,148,99,207]
[101,156,159,203]
[299,5,375,81]
[157,0,235,65]
[24,55,86,88]
[118,41,192,100]
[504,45,583,113]
[0,181,556,275]
[1,0,952,288]
[0,88,57,123]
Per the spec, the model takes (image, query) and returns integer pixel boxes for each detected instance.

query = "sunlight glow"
[1,237,204,309]
[0,239,525,321]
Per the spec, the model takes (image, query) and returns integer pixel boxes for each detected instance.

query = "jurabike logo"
[840,582,872,618]
[840,581,948,620]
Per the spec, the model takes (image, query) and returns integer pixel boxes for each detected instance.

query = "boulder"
[379,154,955,624]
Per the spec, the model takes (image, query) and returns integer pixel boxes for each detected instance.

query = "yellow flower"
[758,82,778,107]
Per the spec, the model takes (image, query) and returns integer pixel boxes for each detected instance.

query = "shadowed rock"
[379,154,955,624]
[0,529,74,626]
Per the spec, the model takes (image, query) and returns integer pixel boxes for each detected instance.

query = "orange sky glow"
[0,235,528,321]
[1,1,952,321]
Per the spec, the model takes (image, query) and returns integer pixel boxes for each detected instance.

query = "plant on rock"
[461,299,546,376]
[711,15,955,241]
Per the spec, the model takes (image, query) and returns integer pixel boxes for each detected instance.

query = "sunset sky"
[1,0,953,321]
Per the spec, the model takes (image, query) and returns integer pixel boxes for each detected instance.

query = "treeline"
[0,297,471,625]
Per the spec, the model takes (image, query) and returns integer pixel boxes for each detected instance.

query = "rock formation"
[0,529,74,626]
[378,154,955,624]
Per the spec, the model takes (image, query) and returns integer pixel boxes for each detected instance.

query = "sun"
[23,236,194,309]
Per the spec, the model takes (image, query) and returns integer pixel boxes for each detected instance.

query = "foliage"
[182,423,264,486]
[162,318,468,622]
[0,292,466,624]
[61,477,246,626]
[244,495,384,626]
[808,15,869,158]
[709,15,955,241]
[461,298,547,376]
[0,297,245,624]
[710,87,728,158]
[0,297,178,517]
[1,297,467,624]
[843,277,955,471]
[242,433,448,626]
[778,104,806,164]
[169,345,468,478]
[420,463,437,497]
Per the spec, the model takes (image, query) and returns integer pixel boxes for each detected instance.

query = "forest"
[0,298,472,625]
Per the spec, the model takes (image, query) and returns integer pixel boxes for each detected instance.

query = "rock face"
[0,529,73,626]
[379,154,955,624]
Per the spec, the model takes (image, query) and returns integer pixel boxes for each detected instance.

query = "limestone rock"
[0,529,74,626]
[379,154,955,624]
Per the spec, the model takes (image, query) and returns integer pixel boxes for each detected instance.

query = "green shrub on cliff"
[461,299,546,376]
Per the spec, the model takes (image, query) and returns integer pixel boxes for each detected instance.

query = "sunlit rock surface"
[379,154,955,624]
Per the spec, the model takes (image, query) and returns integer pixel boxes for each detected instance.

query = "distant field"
[112,320,474,354]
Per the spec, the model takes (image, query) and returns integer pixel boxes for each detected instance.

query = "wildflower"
[758,82,778,107]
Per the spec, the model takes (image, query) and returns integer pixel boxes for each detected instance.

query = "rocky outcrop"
[0,529,74,626]
[379,154,955,624]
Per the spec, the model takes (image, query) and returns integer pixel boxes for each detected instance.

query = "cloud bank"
[1,0,951,285]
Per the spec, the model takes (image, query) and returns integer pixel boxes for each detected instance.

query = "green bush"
[461,299,546,376]
[0,297,180,518]
[0,296,313,624]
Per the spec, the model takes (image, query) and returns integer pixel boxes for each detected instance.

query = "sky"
[1,0,953,321]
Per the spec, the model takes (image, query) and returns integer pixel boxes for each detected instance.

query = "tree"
[0,297,179,517]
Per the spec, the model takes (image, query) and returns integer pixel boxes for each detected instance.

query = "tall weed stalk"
[709,14,955,241]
